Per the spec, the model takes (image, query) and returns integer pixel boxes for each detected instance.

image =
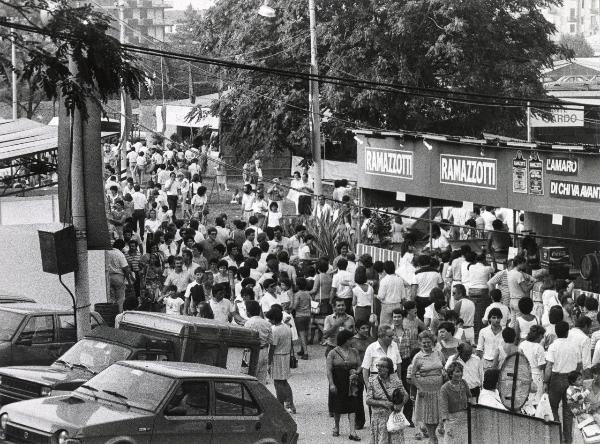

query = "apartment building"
[543,0,600,37]
[94,0,171,43]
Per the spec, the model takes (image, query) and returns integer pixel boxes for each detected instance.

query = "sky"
[170,0,213,10]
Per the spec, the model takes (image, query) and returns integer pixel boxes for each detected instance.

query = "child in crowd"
[514,297,539,344]
[163,285,184,315]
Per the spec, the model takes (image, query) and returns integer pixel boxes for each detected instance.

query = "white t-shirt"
[353,285,373,307]
[431,235,449,250]
[260,292,278,313]
[332,269,354,299]
[165,296,184,315]
[519,341,546,372]
[476,326,504,361]
[546,337,581,373]
[507,269,526,300]
[267,211,282,228]
[482,302,510,327]
[298,245,311,260]
[126,150,138,165]
[210,298,233,323]
[412,271,443,298]
[468,263,493,289]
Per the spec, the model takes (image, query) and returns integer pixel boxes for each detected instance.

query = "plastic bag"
[534,394,554,421]
[386,411,410,433]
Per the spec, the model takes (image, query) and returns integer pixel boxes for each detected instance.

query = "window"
[19,316,54,344]
[571,23,577,33]
[165,381,210,416]
[190,343,220,367]
[139,8,147,19]
[59,314,101,342]
[215,382,260,416]
[226,347,252,375]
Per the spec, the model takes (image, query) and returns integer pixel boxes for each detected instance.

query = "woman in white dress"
[287,171,302,214]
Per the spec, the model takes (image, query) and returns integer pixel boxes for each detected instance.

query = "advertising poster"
[528,152,544,195]
[512,150,527,194]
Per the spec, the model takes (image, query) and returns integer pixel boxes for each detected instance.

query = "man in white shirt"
[446,245,470,308]
[131,184,147,244]
[135,151,147,184]
[482,289,510,328]
[569,316,592,372]
[478,368,507,410]
[507,255,534,317]
[445,342,483,399]
[481,207,496,231]
[312,195,332,221]
[259,279,278,314]
[361,324,402,382]
[453,284,476,344]
[209,283,233,323]
[411,255,444,320]
[330,258,354,316]
[126,149,138,178]
[378,261,407,326]
[545,321,581,444]
[476,308,504,371]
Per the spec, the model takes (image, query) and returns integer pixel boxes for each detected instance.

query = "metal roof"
[0,119,57,162]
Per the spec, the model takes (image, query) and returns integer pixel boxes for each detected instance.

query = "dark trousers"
[415,296,429,321]
[341,298,354,318]
[355,381,366,429]
[167,195,178,215]
[549,372,572,443]
[132,209,145,242]
[400,358,414,425]
[469,288,490,341]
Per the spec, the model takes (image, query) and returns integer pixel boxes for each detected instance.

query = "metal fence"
[468,404,561,444]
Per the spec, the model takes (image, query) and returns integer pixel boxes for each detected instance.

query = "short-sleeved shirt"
[546,337,581,373]
[413,271,443,299]
[272,323,292,355]
[507,269,526,300]
[476,326,504,361]
[332,269,354,299]
[165,296,184,315]
[106,248,128,275]
[361,340,402,373]
[260,292,278,314]
[519,340,546,371]
[245,316,273,348]
[164,270,193,293]
[209,298,233,323]
[323,313,355,347]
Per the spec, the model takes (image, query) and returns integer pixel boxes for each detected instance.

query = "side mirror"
[17,338,32,346]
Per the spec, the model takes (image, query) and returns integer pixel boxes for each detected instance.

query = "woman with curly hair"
[412,330,446,443]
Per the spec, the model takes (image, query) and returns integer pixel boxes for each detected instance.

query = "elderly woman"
[438,361,471,444]
[326,329,362,440]
[366,356,408,444]
[412,330,446,444]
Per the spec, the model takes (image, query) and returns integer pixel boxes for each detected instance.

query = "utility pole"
[11,26,17,120]
[527,101,532,143]
[118,0,131,182]
[308,0,322,196]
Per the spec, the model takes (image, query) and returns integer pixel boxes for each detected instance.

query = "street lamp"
[258,0,323,195]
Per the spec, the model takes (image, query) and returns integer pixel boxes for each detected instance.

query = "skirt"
[370,407,405,444]
[414,390,440,425]
[272,353,291,380]
[329,367,361,414]
[443,410,468,444]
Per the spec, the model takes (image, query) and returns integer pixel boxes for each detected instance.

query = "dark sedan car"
[0,361,298,444]
[0,304,104,367]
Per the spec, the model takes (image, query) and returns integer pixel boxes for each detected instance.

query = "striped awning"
[0,119,57,162]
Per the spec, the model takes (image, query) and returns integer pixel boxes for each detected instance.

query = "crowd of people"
[101,137,596,444]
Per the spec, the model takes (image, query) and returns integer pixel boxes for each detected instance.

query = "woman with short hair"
[366,356,408,444]
[326,329,362,440]
[412,330,446,443]
[438,361,471,444]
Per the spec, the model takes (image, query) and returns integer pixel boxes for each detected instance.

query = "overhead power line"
[1,19,598,113]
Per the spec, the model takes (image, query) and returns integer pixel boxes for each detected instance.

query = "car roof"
[0,294,36,304]
[0,303,73,315]
[85,326,171,349]
[119,311,259,339]
[117,360,256,380]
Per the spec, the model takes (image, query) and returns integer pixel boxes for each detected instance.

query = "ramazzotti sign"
[439,154,497,190]
[364,147,413,180]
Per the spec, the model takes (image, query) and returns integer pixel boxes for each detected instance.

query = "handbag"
[369,312,379,326]
[310,300,320,315]
[289,340,298,369]
[377,377,408,433]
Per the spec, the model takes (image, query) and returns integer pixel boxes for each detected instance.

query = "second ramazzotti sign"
[440,154,497,190]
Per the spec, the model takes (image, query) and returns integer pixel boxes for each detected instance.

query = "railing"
[468,404,561,444]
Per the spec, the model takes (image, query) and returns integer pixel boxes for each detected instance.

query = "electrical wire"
[2,19,599,113]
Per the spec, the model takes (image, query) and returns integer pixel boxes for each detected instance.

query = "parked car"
[0,360,298,444]
[0,326,173,405]
[0,313,260,405]
[544,75,593,90]
[0,304,104,367]
[0,295,36,305]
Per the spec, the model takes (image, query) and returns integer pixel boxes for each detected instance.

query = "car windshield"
[76,363,174,411]
[0,311,25,341]
[53,339,132,375]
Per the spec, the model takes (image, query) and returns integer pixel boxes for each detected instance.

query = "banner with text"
[364,147,413,180]
[550,180,600,202]
[530,106,584,128]
[440,154,497,190]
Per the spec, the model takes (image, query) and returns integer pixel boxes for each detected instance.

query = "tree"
[0,0,145,119]
[182,0,563,159]
[558,33,595,58]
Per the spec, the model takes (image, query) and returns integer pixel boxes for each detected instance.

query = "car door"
[151,380,213,444]
[12,315,56,365]
[210,380,262,444]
